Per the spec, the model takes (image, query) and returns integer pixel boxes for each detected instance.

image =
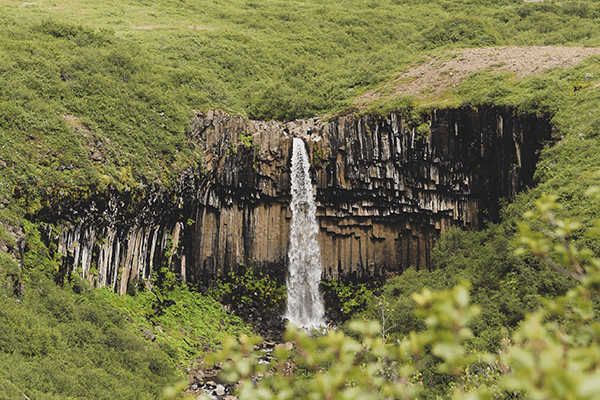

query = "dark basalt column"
[46,107,553,292]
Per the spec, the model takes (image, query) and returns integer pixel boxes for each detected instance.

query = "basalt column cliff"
[52,108,552,292]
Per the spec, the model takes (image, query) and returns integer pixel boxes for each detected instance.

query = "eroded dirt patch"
[356,46,600,106]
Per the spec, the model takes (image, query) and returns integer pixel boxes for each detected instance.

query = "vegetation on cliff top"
[1,0,600,209]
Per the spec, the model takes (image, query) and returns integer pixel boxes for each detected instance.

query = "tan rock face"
[188,108,551,282]
[53,108,552,291]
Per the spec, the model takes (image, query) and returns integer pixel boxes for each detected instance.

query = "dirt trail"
[355,46,600,106]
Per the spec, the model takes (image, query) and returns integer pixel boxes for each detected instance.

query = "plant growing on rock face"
[402,108,431,141]
[311,143,329,167]
[147,235,180,315]
[239,133,254,149]
[225,143,238,156]
[415,122,430,139]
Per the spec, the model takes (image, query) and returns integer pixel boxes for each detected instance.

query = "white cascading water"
[284,137,325,330]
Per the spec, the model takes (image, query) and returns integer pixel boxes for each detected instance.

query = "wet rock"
[193,370,205,382]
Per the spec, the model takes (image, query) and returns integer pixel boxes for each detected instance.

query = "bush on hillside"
[0,277,176,400]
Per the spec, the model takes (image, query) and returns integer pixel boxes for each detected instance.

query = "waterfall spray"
[284,137,325,330]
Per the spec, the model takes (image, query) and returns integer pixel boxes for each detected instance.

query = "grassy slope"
[1,0,600,208]
[96,285,251,364]
[0,276,176,400]
[0,266,249,399]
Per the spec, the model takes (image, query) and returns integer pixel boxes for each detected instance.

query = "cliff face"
[48,108,553,293]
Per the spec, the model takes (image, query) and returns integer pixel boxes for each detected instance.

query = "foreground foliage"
[207,190,600,399]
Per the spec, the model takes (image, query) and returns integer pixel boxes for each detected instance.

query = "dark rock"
[43,108,552,294]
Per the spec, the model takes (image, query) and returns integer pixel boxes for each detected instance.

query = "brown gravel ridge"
[355,46,600,107]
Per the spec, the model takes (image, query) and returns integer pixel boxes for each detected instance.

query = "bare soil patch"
[131,25,166,30]
[356,46,600,107]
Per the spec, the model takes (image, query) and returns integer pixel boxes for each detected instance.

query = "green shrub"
[420,14,499,49]
[322,280,376,322]
[98,283,251,365]
[356,224,573,357]
[209,268,287,316]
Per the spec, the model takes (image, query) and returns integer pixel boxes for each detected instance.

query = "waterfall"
[284,137,325,330]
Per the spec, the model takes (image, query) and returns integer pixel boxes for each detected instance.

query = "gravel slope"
[356,46,600,106]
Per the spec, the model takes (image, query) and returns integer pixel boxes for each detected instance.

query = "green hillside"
[1,0,600,206]
[2,0,600,398]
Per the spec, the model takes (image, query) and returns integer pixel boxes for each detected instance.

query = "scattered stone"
[141,328,155,342]
[355,46,600,106]
[91,150,103,161]
[275,342,293,351]
[193,370,205,381]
